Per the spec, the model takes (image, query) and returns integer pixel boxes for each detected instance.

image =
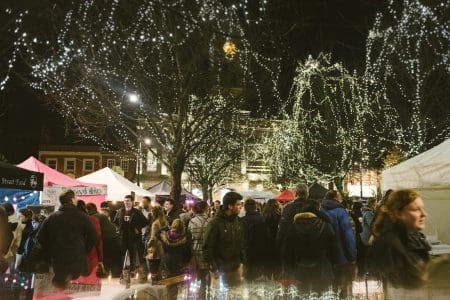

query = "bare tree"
[18,0,272,204]
[186,135,243,202]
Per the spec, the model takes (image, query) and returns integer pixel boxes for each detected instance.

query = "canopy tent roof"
[17,156,102,188]
[78,167,155,201]
[240,190,275,201]
[382,139,450,190]
[275,189,295,203]
[0,161,44,191]
[147,180,198,198]
[308,182,328,200]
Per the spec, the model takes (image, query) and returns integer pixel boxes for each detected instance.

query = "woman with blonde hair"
[368,189,430,288]
[146,206,168,281]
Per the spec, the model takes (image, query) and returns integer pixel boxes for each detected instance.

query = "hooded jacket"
[321,199,356,265]
[282,212,337,286]
[203,209,246,272]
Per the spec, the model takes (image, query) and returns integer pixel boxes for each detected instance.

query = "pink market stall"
[17,157,106,208]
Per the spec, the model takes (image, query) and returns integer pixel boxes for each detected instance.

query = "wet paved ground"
[2,254,449,299]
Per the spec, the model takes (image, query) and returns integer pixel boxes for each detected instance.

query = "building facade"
[38,144,137,180]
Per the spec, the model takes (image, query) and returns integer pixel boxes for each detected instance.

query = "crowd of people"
[0,184,434,298]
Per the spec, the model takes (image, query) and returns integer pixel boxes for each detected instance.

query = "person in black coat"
[368,189,430,289]
[241,198,269,281]
[281,200,338,294]
[36,190,98,288]
[262,199,282,279]
[276,184,310,247]
[113,194,148,274]
[164,198,181,226]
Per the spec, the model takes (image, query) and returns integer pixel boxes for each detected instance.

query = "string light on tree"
[364,0,450,159]
[10,0,280,204]
[264,54,367,189]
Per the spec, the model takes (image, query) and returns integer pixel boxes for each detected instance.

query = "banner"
[0,162,44,191]
[41,185,107,206]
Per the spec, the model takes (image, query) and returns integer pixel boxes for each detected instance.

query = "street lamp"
[128,93,139,103]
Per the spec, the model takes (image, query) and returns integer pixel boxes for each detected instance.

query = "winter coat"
[241,211,269,264]
[281,212,338,287]
[146,219,166,260]
[36,203,99,278]
[0,227,12,257]
[113,207,148,242]
[188,214,210,270]
[360,207,375,246]
[91,212,117,243]
[277,198,307,246]
[264,214,281,262]
[87,216,103,270]
[157,227,191,277]
[321,199,356,265]
[5,215,24,260]
[203,209,246,272]
[277,198,330,247]
[368,221,431,289]
[17,219,33,255]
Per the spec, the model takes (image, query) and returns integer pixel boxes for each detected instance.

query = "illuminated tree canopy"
[13,0,276,203]
[364,0,450,160]
[265,54,367,189]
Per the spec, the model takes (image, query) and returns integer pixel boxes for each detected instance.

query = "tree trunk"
[201,184,209,202]
[209,189,214,204]
[333,176,344,195]
[170,160,185,209]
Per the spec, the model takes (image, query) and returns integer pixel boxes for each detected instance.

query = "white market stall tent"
[78,167,155,201]
[240,190,275,203]
[382,138,450,243]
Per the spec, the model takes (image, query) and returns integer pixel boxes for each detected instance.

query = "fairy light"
[5,1,283,195]
[364,0,449,158]
[263,54,367,185]
[186,113,245,199]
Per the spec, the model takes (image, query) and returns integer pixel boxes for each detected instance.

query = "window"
[46,158,57,170]
[146,148,158,172]
[161,163,168,175]
[106,159,115,168]
[121,159,129,172]
[64,158,76,173]
[83,159,94,172]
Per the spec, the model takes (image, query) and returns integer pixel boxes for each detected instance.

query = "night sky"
[0,0,382,163]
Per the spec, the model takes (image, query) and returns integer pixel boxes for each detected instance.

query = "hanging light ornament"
[223,38,237,60]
